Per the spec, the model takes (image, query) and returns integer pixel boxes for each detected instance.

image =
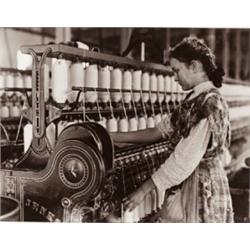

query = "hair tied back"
[208,66,225,88]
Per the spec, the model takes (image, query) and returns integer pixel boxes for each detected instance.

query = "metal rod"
[72,86,180,95]
[21,44,173,75]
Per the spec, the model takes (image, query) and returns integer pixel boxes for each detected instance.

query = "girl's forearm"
[110,127,162,144]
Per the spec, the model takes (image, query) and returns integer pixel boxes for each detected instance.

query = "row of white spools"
[0,101,22,118]
[0,70,31,118]
[0,70,32,96]
[41,58,184,104]
[24,113,167,153]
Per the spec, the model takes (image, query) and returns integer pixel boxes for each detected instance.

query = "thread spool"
[0,102,10,118]
[0,71,5,88]
[110,68,122,103]
[51,59,70,103]
[24,123,32,153]
[85,64,98,103]
[46,122,56,149]
[14,73,24,97]
[14,73,23,88]
[157,74,164,103]
[147,116,155,128]
[138,116,146,130]
[142,72,150,103]
[165,76,171,113]
[164,75,171,103]
[118,117,129,132]
[23,74,32,88]
[5,72,15,88]
[132,70,141,103]
[6,72,15,97]
[69,60,85,102]
[149,73,157,104]
[122,70,132,104]
[98,66,110,103]
[107,116,118,132]
[128,117,138,132]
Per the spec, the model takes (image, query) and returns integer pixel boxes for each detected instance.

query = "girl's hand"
[123,178,155,212]
[123,187,146,212]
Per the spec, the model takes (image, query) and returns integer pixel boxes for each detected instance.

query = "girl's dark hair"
[169,36,224,88]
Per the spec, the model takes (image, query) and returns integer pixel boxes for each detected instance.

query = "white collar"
[188,81,215,100]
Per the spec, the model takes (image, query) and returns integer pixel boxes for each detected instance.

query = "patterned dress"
[161,88,234,222]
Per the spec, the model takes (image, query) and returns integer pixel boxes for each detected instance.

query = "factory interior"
[1,0,250,248]
[0,27,249,224]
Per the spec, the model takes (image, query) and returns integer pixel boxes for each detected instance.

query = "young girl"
[111,36,234,222]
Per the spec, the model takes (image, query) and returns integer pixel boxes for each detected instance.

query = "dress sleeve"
[151,118,210,191]
[155,113,174,139]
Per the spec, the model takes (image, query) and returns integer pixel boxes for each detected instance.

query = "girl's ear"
[190,60,202,73]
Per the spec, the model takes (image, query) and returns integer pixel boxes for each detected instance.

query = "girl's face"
[170,58,196,91]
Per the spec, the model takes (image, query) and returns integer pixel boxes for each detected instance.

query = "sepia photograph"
[0,1,250,250]
[1,27,249,223]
